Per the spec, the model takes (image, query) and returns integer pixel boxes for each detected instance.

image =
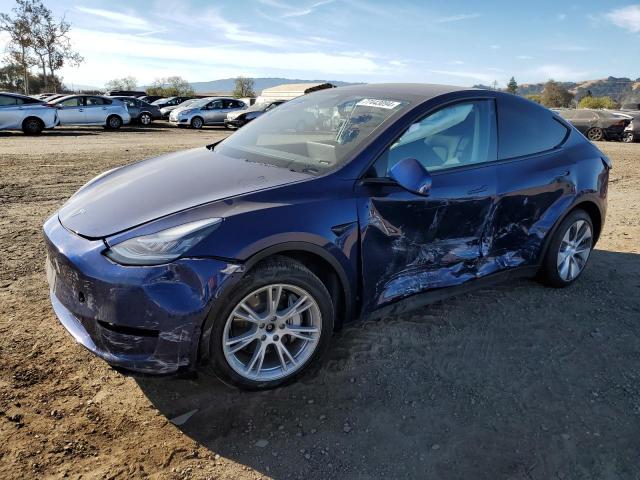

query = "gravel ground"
[0,124,639,479]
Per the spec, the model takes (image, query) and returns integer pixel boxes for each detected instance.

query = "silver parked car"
[169,97,246,129]
[49,95,131,129]
[160,98,199,119]
[0,91,59,134]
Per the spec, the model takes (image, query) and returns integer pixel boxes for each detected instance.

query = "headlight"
[105,218,222,266]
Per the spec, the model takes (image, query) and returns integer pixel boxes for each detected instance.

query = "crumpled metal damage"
[43,215,241,374]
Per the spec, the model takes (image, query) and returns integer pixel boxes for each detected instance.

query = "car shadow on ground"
[135,249,640,479]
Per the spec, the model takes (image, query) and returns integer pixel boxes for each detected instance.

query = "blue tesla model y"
[44,84,609,389]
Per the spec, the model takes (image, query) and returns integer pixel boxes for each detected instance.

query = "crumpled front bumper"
[43,214,240,374]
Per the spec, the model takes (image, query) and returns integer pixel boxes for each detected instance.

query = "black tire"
[622,132,634,143]
[105,115,122,130]
[22,117,44,135]
[139,112,152,125]
[539,209,594,288]
[191,116,204,129]
[586,127,604,142]
[206,256,334,390]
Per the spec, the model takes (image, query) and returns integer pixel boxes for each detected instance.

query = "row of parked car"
[0,90,287,134]
[553,105,639,143]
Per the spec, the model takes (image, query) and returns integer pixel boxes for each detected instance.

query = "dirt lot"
[1,124,639,480]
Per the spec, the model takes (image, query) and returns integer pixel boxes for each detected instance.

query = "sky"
[0,0,638,89]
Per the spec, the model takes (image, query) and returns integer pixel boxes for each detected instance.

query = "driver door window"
[373,100,497,176]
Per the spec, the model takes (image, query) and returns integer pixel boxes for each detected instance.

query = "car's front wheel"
[622,131,634,143]
[191,116,204,129]
[207,257,334,390]
[139,112,152,125]
[586,127,604,141]
[540,209,594,287]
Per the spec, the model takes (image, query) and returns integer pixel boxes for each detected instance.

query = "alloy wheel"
[140,113,152,125]
[108,116,122,129]
[556,219,592,281]
[222,284,322,382]
[192,117,203,129]
[587,127,603,141]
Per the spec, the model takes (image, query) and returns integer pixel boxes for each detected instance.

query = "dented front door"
[357,164,497,312]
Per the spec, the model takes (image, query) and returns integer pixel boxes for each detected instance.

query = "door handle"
[467,185,488,194]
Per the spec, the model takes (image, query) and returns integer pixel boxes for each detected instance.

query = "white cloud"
[75,6,152,31]
[557,13,567,21]
[490,44,501,49]
[282,0,336,18]
[430,69,496,84]
[529,64,590,81]
[434,13,481,23]
[256,0,335,18]
[606,5,640,32]
[516,55,534,60]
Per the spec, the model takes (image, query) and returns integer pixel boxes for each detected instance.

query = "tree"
[578,96,618,109]
[525,94,542,104]
[232,76,255,98]
[0,0,38,94]
[146,76,194,96]
[507,76,518,94]
[540,80,574,108]
[105,76,138,91]
[31,2,82,93]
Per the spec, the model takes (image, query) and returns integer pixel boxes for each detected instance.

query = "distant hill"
[517,76,640,103]
[189,77,356,94]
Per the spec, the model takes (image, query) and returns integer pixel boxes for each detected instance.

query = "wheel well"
[252,250,348,330]
[571,201,602,243]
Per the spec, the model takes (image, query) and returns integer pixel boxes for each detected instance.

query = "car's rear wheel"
[139,112,152,125]
[191,116,204,129]
[540,209,594,287]
[207,257,334,390]
[622,131,634,143]
[105,115,122,130]
[586,127,604,141]
[22,117,44,135]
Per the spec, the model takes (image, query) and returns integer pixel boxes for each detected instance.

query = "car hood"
[58,147,312,238]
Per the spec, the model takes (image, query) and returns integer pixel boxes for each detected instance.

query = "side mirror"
[388,158,432,196]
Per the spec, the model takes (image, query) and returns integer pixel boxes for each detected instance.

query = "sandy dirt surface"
[1,124,639,479]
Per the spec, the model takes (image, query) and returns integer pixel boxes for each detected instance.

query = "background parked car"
[159,98,199,119]
[0,91,59,134]
[613,111,639,143]
[224,100,286,128]
[112,96,161,125]
[104,90,146,97]
[168,97,246,128]
[151,96,195,110]
[43,94,66,102]
[49,95,130,129]
[139,95,164,104]
[555,108,630,141]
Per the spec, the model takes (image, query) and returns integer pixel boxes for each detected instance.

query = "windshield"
[216,91,409,175]
[188,98,214,109]
[152,97,173,105]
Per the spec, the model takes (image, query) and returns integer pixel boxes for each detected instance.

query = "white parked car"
[49,95,131,129]
[168,97,246,129]
[0,91,59,134]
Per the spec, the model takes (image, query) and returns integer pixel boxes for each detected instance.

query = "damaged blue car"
[44,84,609,389]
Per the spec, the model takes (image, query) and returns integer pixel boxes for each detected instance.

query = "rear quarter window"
[497,96,569,159]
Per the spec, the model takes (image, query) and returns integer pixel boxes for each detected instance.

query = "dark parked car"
[556,108,629,141]
[224,100,286,128]
[151,96,195,110]
[44,84,609,389]
[104,90,146,98]
[139,95,164,104]
[112,96,162,125]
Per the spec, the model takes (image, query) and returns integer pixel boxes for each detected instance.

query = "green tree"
[540,80,574,108]
[146,76,194,96]
[578,96,618,109]
[232,76,255,98]
[507,76,518,94]
[525,94,542,104]
[105,76,138,91]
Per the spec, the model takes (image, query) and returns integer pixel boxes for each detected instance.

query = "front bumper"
[43,215,239,374]
[224,119,244,128]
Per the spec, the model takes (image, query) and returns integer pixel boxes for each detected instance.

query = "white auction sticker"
[356,98,402,109]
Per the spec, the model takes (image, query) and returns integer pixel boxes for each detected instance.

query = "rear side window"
[497,96,569,159]
[0,95,18,106]
[87,96,110,105]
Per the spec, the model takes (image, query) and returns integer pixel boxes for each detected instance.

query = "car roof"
[0,91,40,100]
[330,83,470,102]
